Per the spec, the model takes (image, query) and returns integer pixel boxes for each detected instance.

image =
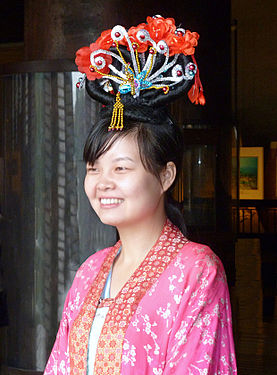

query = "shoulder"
[179,240,222,266]
[172,240,226,286]
[63,245,116,315]
[74,245,113,282]
[164,222,223,277]
[58,245,117,322]
[70,244,117,295]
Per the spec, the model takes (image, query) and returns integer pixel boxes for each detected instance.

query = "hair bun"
[98,101,173,125]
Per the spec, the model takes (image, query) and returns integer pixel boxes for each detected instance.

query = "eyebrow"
[112,156,135,163]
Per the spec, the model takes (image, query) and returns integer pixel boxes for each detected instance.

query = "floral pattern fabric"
[44,221,237,375]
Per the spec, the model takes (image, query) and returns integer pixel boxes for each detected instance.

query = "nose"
[96,174,115,191]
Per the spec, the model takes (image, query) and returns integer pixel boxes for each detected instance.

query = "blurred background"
[0,1,276,374]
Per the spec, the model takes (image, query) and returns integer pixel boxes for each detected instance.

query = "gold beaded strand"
[90,65,124,82]
[109,92,124,130]
[133,43,141,73]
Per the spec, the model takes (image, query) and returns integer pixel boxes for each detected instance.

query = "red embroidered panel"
[69,242,121,374]
[69,220,189,375]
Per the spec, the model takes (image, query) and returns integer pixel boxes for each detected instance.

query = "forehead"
[98,132,140,161]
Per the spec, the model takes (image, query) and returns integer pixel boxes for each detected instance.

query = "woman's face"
[84,133,166,228]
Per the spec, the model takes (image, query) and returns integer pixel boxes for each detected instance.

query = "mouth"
[100,198,124,207]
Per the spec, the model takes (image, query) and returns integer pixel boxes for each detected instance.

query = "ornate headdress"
[75,15,205,130]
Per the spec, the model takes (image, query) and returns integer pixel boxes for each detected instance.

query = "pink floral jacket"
[44,220,237,374]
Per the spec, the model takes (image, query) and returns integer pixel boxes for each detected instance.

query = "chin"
[98,215,125,227]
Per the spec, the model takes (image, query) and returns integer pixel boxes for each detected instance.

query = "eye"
[115,165,129,172]
[86,165,98,173]
[115,166,127,171]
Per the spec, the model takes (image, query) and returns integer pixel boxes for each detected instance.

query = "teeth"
[100,198,123,205]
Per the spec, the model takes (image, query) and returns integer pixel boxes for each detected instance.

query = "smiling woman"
[84,134,166,229]
[83,119,180,233]
[44,15,237,375]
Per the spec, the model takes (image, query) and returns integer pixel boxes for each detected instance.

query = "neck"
[116,212,167,266]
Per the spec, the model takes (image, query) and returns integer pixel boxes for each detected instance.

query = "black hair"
[83,108,187,236]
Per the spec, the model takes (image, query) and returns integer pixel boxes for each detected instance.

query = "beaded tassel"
[109,92,124,130]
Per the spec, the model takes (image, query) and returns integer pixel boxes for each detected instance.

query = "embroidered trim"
[69,242,121,374]
[69,220,189,374]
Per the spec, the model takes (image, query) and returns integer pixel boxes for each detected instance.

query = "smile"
[100,198,124,205]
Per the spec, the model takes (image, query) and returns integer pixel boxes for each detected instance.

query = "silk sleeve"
[163,256,237,374]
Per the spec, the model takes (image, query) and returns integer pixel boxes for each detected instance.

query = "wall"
[232,0,277,146]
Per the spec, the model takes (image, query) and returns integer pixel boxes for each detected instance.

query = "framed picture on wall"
[240,147,264,199]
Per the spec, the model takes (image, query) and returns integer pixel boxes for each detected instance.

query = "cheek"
[84,175,95,198]
[134,175,163,202]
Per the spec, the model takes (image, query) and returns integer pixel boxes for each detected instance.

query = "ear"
[160,162,176,192]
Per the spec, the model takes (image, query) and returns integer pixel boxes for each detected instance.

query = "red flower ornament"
[164,33,184,56]
[164,30,199,56]
[126,23,150,53]
[75,43,112,80]
[182,31,199,55]
[95,29,114,50]
[146,16,176,42]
